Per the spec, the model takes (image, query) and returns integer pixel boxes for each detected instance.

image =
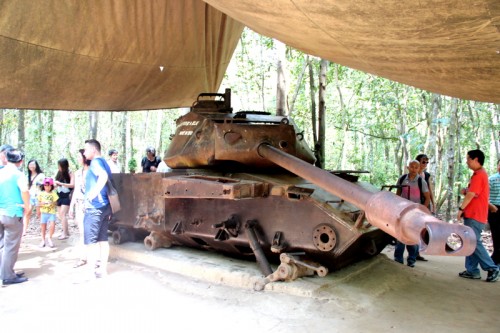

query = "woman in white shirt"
[69,149,90,267]
[23,159,45,235]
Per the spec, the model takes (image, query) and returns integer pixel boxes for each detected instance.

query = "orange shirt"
[464,168,489,223]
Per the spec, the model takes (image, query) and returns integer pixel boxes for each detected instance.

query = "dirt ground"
[1,226,500,333]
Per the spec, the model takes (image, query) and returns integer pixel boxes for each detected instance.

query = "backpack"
[397,174,424,204]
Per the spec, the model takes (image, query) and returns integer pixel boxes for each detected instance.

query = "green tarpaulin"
[0,0,498,110]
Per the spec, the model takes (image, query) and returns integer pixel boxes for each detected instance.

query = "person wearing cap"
[414,153,434,262]
[106,149,121,173]
[0,144,14,168]
[37,177,58,248]
[0,148,29,285]
[141,146,161,173]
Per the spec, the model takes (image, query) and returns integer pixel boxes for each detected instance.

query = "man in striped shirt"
[488,160,500,265]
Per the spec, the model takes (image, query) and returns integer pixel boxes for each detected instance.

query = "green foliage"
[3,108,184,177]
[221,27,499,204]
[128,158,137,172]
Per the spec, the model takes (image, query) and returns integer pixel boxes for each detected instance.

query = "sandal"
[73,259,87,268]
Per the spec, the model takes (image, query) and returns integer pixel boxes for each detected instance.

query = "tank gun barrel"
[257,143,476,256]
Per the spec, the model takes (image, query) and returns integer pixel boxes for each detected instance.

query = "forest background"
[1,28,498,221]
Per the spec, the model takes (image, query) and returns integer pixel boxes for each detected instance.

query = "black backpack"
[397,174,424,204]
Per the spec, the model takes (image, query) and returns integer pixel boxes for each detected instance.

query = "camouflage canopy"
[0,0,498,111]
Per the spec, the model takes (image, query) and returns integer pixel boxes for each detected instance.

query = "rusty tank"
[110,89,476,280]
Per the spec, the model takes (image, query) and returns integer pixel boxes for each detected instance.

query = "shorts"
[57,197,71,206]
[41,213,56,224]
[83,204,111,245]
[30,196,38,206]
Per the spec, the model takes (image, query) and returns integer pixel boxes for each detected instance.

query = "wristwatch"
[458,207,464,211]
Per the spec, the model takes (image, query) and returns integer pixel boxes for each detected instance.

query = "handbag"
[107,178,121,213]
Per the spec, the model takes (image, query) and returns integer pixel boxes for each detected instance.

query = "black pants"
[488,205,500,265]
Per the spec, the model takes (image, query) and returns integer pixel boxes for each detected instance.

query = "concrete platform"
[2,233,500,333]
[109,240,405,298]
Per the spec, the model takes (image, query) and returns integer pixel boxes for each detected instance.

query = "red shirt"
[464,167,489,223]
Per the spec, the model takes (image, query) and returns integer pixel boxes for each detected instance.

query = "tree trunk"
[47,111,54,167]
[37,111,42,147]
[317,59,328,169]
[259,37,266,111]
[17,109,25,150]
[394,87,408,175]
[143,111,151,147]
[445,98,459,220]
[467,102,481,149]
[490,104,500,162]
[289,56,309,116]
[309,59,317,145]
[0,109,3,142]
[125,112,134,172]
[156,111,163,156]
[89,111,98,139]
[428,94,441,208]
[276,41,287,116]
[426,94,440,175]
[119,111,127,172]
[334,64,347,169]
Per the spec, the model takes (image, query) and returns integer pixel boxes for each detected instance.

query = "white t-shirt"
[156,161,171,173]
[107,159,121,173]
[29,173,45,197]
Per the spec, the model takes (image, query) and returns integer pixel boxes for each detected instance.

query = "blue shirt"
[489,172,500,206]
[85,157,111,209]
[0,164,25,217]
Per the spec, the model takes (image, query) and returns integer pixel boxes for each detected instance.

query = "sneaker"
[416,255,428,261]
[46,238,54,248]
[486,269,499,282]
[458,270,481,279]
[407,263,415,268]
[94,268,107,279]
[2,277,28,285]
[39,240,45,248]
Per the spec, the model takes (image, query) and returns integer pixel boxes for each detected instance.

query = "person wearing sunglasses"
[416,154,435,213]
[414,153,436,262]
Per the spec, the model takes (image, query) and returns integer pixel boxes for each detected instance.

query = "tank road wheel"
[112,227,134,245]
[144,231,172,251]
[316,266,328,277]
[312,224,337,252]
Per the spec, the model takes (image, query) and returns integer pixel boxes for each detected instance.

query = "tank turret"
[166,89,315,169]
[111,89,475,281]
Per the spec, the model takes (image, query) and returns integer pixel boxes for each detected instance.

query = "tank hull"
[109,89,475,275]
[111,170,393,271]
